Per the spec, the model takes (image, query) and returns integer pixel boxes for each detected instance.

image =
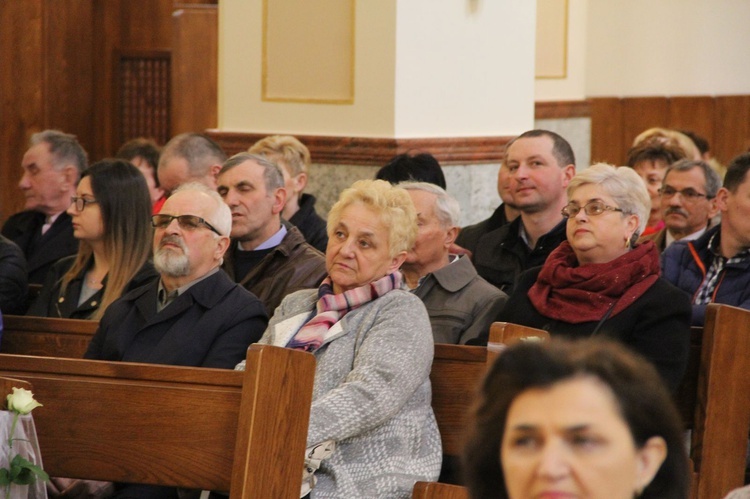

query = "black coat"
[489,266,692,392]
[85,269,268,369]
[1,210,78,285]
[470,217,567,295]
[27,255,158,319]
[289,193,329,253]
[455,203,512,256]
[0,235,27,314]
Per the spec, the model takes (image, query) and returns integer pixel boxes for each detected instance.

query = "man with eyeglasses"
[639,159,721,252]
[663,153,750,326]
[217,153,327,315]
[81,182,268,497]
[2,130,87,285]
[467,129,576,294]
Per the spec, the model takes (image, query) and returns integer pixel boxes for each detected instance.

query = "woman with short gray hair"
[493,163,692,391]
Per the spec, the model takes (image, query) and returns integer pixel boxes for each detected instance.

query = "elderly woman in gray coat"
[237,179,441,498]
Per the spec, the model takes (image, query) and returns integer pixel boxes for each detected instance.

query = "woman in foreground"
[493,163,691,390]
[464,338,689,499]
[237,179,441,498]
[28,159,155,320]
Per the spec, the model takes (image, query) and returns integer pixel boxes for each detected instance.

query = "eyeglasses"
[561,200,624,218]
[151,214,222,236]
[658,186,710,201]
[71,196,98,212]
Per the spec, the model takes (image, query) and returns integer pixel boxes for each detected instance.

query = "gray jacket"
[254,288,442,498]
[412,255,508,344]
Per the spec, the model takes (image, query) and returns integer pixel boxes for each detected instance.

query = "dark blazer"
[1,210,78,285]
[289,193,329,253]
[455,203,513,256]
[0,235,28,314]
[84,269,268,369]
[27,256,157,319]
[488,266,692,392]
[470,217,567,295]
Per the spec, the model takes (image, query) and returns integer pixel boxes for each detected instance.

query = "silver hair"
[170,182,232,237]
[30,129,88,176]
[567,163,650,240]
[398,181,461,228]
[219,152,285,192]
[664,159,722,199]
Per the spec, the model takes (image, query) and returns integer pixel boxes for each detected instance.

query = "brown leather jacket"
[222,224,327,316]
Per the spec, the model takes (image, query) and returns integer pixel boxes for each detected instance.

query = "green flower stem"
[7,412,18,451]
[4,412,19,499]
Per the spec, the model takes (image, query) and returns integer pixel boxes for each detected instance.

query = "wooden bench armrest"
[413,481,470,499]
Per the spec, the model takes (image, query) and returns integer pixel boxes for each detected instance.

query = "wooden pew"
[413,481,469,499]
[412,344,490,498]
[689,304,750,498]
[0,344,315,499]
[486,321,550,365]
[0,315,97,358]
[0,376,33,405]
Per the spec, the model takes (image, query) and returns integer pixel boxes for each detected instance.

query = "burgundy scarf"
[527,241,660,324]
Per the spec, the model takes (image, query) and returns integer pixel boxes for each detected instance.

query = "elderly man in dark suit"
[85,182,267,368]
[78,182,267,498]
[2,130,87,284]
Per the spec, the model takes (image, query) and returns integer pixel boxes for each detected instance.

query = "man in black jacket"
[465,129,576,294]
[1,130,87,284]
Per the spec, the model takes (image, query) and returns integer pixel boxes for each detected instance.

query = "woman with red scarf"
[494,163,691,391]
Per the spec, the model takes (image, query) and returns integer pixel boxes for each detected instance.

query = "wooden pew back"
[0,344,315,499]
[0,377,33,407]
[412,344,490,498]
[430,344,488,457]
[0,315,97,358]
[691,304,750,498]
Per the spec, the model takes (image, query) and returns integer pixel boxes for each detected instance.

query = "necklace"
[85,273,104,287]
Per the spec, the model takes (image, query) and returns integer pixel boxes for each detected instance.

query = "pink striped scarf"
[286,272,403,352]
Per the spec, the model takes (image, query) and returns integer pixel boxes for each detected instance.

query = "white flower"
[6,387,42,415]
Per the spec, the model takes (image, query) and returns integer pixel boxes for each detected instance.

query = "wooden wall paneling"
[714,96,750,165]
[171,5,218,136]
[534,100,591,120]
[589,98,623,165]
[43,0,95,160]
[116,50,172,146]
[0,0,45,221]
[91,0,123,160]
[621,97,670,159]
[668,96,716,154]
[119,0,174,50]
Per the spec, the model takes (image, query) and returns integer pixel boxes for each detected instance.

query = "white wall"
[585,0,750,97]
[219,0,537,138]
[535,0,588,101]
[394,0,535,137]
[219,0,398,137]
[535,0,750,101]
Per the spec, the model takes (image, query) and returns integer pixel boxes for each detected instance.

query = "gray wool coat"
[242,288,442,498]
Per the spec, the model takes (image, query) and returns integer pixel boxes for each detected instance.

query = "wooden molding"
[535,99,591,119]
[206,131,512,165]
